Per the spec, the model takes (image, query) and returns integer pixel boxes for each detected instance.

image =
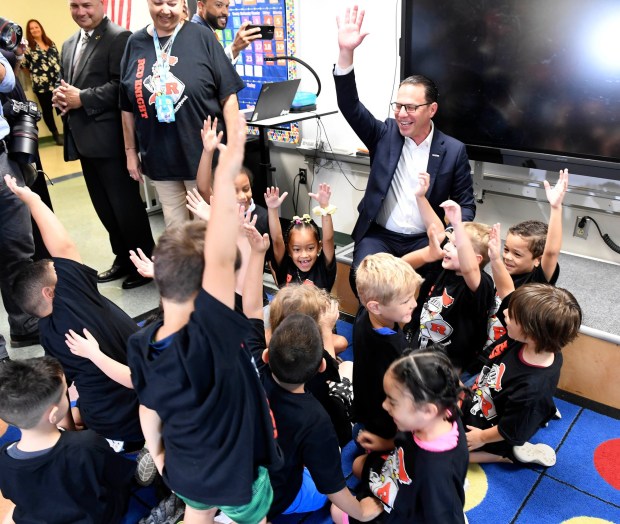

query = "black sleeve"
[301,414,347,495]
[246,318,268,377]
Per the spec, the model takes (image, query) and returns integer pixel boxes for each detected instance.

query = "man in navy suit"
[334,7,476,292]
[53,0,154,289]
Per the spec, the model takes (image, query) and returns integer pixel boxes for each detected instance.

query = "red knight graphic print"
[419,288,455,347]
[135,53,187,118]
[369,447,412,513]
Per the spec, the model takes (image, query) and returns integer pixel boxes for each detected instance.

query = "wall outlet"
[573,216,590,239]
[298,168,307,185]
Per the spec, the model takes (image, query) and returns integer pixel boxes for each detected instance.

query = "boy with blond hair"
[416,200,495,373]
[353,253,423,450]
[126,116,281,524]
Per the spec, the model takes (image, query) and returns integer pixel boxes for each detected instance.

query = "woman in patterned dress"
[22,19,62,145]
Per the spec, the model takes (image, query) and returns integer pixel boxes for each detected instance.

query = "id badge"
[155,94,175,123]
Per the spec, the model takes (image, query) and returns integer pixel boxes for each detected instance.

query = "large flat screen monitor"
[401,0,620,180]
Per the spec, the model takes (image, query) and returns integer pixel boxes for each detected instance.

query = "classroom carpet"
[1,320,619,523]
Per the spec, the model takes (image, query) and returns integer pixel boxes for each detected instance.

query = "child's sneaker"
[513,442,556,467]
[135,447,158,486]
[139,493,184,524]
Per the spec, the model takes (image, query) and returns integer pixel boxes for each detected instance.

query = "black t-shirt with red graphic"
[416,270,495,371]
[119,22,244,181]
[354,420,468,524]
[272,251,337,292]
[462,335,562,455]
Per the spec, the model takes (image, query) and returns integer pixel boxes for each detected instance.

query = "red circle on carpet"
[593,439,620,490]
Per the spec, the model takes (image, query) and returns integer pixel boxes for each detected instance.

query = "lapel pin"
[431,153,440,157]
[95,35,101,40]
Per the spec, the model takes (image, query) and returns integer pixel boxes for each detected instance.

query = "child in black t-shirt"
[126,117,281,524]
[415,201,495,373]
[353,351,470,524]
[189,115,269,239]
[485,169,568,348]
[239,237,380,522]
[0,357,135,524]
[265,183,337,291]
[5,175,143,446]
[268,283,353,446]
[353,253,423,450]
[462,283,582,467]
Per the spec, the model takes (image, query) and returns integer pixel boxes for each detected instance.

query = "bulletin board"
[215,0,299,143]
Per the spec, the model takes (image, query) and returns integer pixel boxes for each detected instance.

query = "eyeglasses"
[390,102,432,113]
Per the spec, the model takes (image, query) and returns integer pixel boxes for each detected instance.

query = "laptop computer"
[244,79,301,122]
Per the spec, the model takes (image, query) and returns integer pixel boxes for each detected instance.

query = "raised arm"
[195,116,223,201]
[541,169,568,281]
[242,220,270,320]
[309,183,335,266]
[203,114,247,308]
[264,186,288,265]
[415,172,446,235]
[4,175,81,262]
[442,200,481,292]
[65,329,133,389]
[488,223,514,299]
[336,5,370,69]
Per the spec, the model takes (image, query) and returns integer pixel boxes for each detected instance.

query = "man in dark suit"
[334,7,476,292]
[53,0,154,289]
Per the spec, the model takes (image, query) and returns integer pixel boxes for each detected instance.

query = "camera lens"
[10,115,39,163]
[0,18,23,52]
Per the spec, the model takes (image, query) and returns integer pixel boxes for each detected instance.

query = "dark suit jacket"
[60,17,130,160]
[334,69,476,243]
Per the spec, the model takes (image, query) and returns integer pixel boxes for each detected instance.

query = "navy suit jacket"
[60,17,129,160]
[334,69,476,243]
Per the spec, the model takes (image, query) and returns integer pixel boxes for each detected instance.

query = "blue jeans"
[0,149,37,357]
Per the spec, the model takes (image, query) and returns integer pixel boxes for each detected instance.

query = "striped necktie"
[72,32,90,74]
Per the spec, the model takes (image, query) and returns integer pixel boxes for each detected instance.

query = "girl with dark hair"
[22,19,62,145]
[265,183,337,292]
[352,350,470,523]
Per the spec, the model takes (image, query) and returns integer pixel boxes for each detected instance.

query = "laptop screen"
[248,79,301,122]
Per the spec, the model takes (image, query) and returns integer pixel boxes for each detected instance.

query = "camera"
[0,18,22,52]
[2,99,42,164]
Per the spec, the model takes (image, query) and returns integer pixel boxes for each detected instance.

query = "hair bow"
[292,214,312,225]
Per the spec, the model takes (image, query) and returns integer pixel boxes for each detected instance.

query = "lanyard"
[152,23,181,95]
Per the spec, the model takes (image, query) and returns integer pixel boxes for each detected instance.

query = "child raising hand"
[266,183,337,292]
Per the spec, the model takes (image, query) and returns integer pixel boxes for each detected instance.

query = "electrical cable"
[579,216,620,254]
[316,117,366,192]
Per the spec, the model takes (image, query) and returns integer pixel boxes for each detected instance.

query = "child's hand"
[238,204,257,233]
[488,223,502,262]
[427,223,444,260]
[3,174,40,204]
[214,114,246,178]
[357,430,393,452]
[264,186,288,209]
[244,221,270,253]
[65,328,102,361]
[440,199,462,226]
[359,496,384,520]
[465,425,486,451]
[200,116,223,155]
[308,182,332,209]
[129,248,154,279]
[414,172,431,198]
[186,188,211,222]
[319,299,340,331]
[544,168,569,209]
